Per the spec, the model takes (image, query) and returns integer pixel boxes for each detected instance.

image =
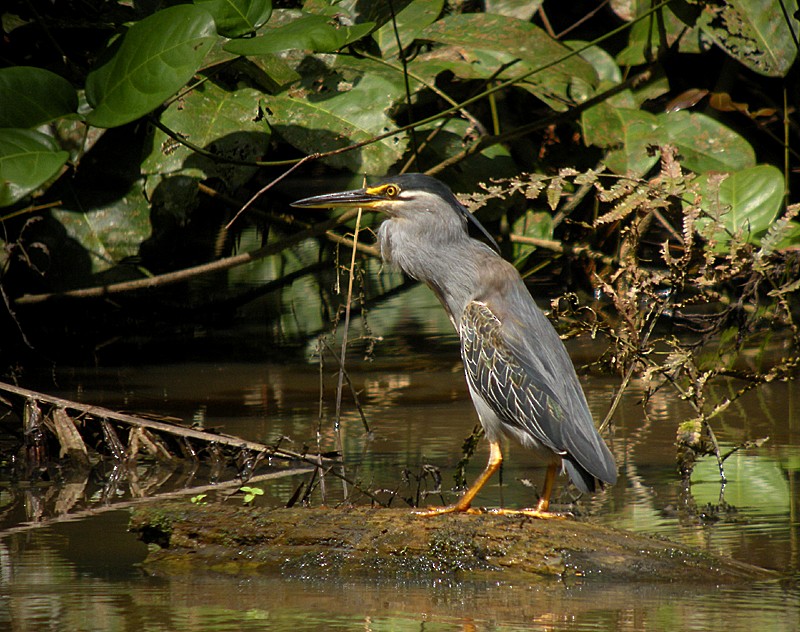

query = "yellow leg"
[535,462,558,512]
[416,440,503,516]
[491,462,565,519]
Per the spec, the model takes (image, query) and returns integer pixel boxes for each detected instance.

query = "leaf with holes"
[51,180,152,273]
[263,72,407,174]
[421,13,596,110]
[696,0,799,77]
[143,83,269,189]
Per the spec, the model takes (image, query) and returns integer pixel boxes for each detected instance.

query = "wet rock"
[130,504,779,584]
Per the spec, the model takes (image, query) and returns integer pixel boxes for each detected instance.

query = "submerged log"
[130,504,778,584]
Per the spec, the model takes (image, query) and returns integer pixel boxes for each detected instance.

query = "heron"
[292,173,616,516]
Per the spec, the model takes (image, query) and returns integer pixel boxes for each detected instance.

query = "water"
[2,276,799,629]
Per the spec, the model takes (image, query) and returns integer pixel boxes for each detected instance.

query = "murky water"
[2,275,800,629]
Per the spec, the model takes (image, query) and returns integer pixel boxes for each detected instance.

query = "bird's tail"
[562,456,599,494]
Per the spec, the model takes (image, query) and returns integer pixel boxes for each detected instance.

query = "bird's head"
[291,173,498,251]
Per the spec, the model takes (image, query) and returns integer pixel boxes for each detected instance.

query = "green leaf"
[660,111,755,173]
[420,13,597,109]
[694,164,785,246]
[0,67,78,129]
[0,129,69,207]
[224,14,374,55]
[372,0,444,58]
[85,5,217,128]
[262,71,407,174]
[696,0,799,77]
[239,486,264,504]
[194,0,272,38]
[512,210,553,261]
[584,107,660,176]
[484,0,543,21]
[143,83,269,189]
[584,108,755,176]
[616,6,704,66]
[302,0,414,27]
[51,180,152,273]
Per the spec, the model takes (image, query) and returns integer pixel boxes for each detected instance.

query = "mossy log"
[130,504,777,584]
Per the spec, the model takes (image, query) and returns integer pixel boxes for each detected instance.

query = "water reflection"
[2,310,800,628]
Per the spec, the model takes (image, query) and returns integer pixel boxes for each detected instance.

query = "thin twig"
[14,208,363,304]
[226,157,312,229]
[322,339,371,434]
[334,207,363,431]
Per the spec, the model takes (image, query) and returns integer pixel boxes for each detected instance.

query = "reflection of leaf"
[0,67,78,128]
[0,129,69,207]
[691,449,791,515]
[51,180,152,274]
[86,5,216,128]
[263,73,407,173]
[143,83,269,189]
[693,165,784,246]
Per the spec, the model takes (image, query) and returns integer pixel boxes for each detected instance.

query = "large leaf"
[51,180,152,274]
[263,71,408,174]
[0,67,78,129]
[659,111,755,173]
[420,13,597,109]
[194,0,272,38]
[85,5,217,128]
[695,0,799,77]
[694,164,785,246]
[0,129,69,207]
[224,14,374,55]
[142,83,269,189]
[583,107,755,176]
[372,0,444,58]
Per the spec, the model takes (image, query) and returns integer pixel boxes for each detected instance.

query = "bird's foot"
[414,505,568,519]
[414,504,482,517]
[479,507,568,519]
[514,508,568,520]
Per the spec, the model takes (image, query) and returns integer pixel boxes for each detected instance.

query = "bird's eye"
[383,185,400,198]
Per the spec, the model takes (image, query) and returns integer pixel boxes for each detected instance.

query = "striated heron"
[292,173,616,516]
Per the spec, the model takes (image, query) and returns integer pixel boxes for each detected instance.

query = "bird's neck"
[378,219,505,325]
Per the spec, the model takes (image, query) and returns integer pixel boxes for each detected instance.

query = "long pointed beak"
[291,189,387,210]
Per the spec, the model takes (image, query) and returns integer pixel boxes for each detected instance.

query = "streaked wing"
[459,300,568,454]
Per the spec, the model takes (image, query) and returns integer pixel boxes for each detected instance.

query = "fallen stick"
[0,381,319,462]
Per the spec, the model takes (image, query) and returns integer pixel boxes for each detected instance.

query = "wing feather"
[459,298,617,489]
